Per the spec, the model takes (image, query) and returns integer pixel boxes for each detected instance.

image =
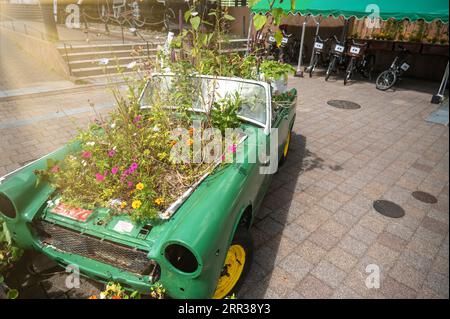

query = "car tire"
[212,227,253,299]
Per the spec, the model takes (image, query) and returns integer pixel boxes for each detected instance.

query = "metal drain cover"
[412,191,438,204]
[373,200,405,218]
[327,100,361,109]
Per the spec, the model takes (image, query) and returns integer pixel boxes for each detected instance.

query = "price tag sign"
[268,36,276,43]
[350,46,361,54]
[400,63,410,71]
[281,37,288,44]
[334,45,344,53]
[314,42,324,49]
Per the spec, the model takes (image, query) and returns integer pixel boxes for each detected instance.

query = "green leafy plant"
[260,60,296,80]
[211,93,242,135]
[0,219,23,299]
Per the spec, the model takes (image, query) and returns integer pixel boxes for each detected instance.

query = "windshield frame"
[138,73,272,135]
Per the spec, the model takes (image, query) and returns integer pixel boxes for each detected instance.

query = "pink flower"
[82,151,92,159]
[108,149,116,157]
[133,115,142,124]
[130,162,138,171]
[221,154,225,162]
[228,144,237,154]
[127,181,134,188]
[95,173,105,182]
[111,166,119,174]
[51,166,60,173]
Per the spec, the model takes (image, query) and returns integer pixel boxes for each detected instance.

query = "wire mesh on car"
[33,220,153,275]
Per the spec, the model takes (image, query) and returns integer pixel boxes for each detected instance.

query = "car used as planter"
[0,73,296,299]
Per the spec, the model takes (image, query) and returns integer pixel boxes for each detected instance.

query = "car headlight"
[0,193,16,219]
[164,243,199,273]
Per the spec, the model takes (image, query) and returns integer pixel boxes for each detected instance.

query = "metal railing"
[0,12,46,40]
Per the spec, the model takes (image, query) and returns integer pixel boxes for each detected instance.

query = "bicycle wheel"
[376,70,397,91]
[344,58,354,85]
[309,54,318,78]
[325,56,336,81]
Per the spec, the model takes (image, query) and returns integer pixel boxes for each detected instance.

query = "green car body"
[0,75,296,298]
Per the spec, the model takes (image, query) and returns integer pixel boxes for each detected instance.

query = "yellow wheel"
[213,228,253,299]
[278,130,292,167]
[283,131,291,157]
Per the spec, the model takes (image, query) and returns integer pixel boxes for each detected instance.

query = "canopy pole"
[295,15,309,77]
[305,16,321,73]
[246,13,253,55]
[431,62,449,104]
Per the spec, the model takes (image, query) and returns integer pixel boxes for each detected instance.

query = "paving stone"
[366,243,400,271]
[421,216,448,235]
[278,253,313,282]
[414,226,445,246]
[338,235,368,258]
[318,219,349,238]
[347,224,378,246]
[256,217,284,238]
[296,274,334,299]
[281,223,311,244]
[389,262,426,291]
[295,240,327,265]
[377,231,408,252]
[326,247,358,272]
[379,276,417,299]
[331,286,363,299]
[311,260,347,289]
[407,237,441,260]
[423,271,449,298]
[385,223,415,241]
[357,214,388,234]
[309,229,341,251]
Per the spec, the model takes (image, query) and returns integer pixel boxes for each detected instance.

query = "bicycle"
[343,39,375,85]
[308,35,330,77]
[376,46,411,91]
[325,35,346,81]
[266,28,291,62]
[149,0,177,31]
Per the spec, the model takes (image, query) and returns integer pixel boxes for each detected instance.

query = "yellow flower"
[136,182,144,191]
[132,200,142,209]
[120,201,127,209]
[154,197,164,206]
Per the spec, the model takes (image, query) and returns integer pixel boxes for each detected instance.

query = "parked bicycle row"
[250,28,412,91]
[308,35,412,90]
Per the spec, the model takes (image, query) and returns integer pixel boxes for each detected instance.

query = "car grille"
[33,220,151,275]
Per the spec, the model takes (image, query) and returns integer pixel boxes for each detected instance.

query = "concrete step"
[0,4,42,21]
[68,55,150,69]
[71,64,144,78]
[57,42,162,54]
[61,49,157,62]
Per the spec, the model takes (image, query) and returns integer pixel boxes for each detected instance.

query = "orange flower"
[111,295,122,299]
[187,139,193,146]
[88,295,98,299]
[169,140,177,146]
[188,127,194,136]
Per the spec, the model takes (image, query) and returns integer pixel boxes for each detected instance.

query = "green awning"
[251,0,449,23]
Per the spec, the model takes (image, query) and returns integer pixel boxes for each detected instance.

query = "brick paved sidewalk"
[0,75,448,299]
[239,77,449,299]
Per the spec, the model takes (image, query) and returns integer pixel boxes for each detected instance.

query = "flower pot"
[421,44,449,56]
[394,41,422,53]
[368,39,394,51]
[271,76,288,93]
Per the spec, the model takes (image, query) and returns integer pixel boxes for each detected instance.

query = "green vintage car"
[0,74,296,299]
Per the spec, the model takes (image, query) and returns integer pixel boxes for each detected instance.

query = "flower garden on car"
[0,8,297,299]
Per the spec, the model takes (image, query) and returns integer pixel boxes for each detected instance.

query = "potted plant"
[259,60,295,93]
